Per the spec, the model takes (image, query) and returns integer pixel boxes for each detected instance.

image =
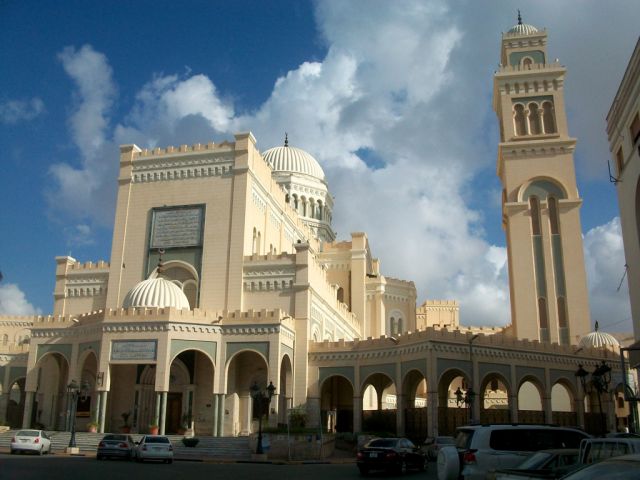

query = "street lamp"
[67,379,90,450]
[575,361,611,435]
[250,381,276,454]
[468,334,479,422]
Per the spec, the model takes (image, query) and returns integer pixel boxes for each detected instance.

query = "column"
[471,356,480,423]
[353,396,362,433]
[396,394,405,436]
[159,391,168,435]
[212,394,219,437]
[99,391,108,433]
[22,391,35,428]
[269,393,280,428]
[155,392,162,425]
[509,394,519,423]
[543,395,553,424]
[575,391,585,430]
[217,394,225,436]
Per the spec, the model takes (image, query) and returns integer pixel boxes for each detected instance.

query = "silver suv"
[437,424,590,480]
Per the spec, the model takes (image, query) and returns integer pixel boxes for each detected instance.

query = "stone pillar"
[396,394,405,436]
[159,392,168,435]
[99,391,108,433]
[353,396,362,433]
[269,393,280,428]
[306,396,321,429]
[217,394,225,436]
[155,392,162,426]
[212,394,219,437]
[22,391,35,428]
[543,396,553,424]
[575,392,585,430]
[509,394,519,423]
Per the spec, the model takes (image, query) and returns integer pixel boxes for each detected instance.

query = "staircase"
[0,431,252,461]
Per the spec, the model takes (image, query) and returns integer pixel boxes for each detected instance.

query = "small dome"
[263,144,325,181]
[506,23,538,36]
[579,324,620,350]
[122,277,190,310]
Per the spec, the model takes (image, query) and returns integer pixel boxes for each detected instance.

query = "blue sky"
[0,0,637,332]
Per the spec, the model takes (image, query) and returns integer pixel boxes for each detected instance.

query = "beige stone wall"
[417,300,459,330]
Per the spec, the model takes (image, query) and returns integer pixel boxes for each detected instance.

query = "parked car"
[424,436,456,461]
[356,437,427,475]
[579,437,640,465]
[558,453,640,479]
[135,435,174,463]
[10,429,52,455]
[437,424,589,480]
[97,433,136,460]
[495,448,579,479]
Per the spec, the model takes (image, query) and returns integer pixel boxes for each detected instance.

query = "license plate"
[369,452,378,458]
[20,439,29,443]
[152,446,163,451]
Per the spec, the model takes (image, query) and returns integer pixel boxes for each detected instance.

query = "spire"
[517,9,522,25]
[157,248,165,276]
[284,132,289,147]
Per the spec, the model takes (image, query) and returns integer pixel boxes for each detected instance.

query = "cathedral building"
[0,17,632,439]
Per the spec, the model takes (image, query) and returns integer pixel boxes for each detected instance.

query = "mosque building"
[0,17,636,439]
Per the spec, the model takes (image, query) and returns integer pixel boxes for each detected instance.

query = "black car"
[356,437,427,475]
[97,434,136,460]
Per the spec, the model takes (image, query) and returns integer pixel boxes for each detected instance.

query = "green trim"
[170,339,217,364]
[226,341,269,363]
[516,366,545,388]
[8,366,26,387]
[533,236,547,296]
[523,180,566,200]
[360,364,396,385]
[401,360,426,380]
[437,358,471,380]
[319,366,355,389]
[509,50,545,67]
[37,344,72,364]
[551,235,566,297]
[478,363,511,388]
[79,341,100,360]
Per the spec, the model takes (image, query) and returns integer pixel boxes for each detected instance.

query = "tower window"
[514,104,527,136]
[522,57,533,70]
[548,197,560,235]
[528,103,542,135]
[529,197,541,235]
[542,101,556,134]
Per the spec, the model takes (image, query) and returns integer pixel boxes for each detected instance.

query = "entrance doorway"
[167,393,182,433]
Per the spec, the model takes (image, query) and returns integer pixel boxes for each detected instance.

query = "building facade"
[0,19,630,439]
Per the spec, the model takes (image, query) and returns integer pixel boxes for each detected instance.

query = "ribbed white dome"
[579,330,620,350]
[263,145,325,181]
[506,23,538,36]
[122,277,190,310]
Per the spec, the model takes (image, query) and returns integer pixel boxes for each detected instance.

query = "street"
[0,454,437,480]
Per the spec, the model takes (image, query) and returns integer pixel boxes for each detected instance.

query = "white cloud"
[583,217,632,332]
[0,284,42,316]
[0,97,45,124]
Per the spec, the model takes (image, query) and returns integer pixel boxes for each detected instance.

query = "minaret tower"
[493,14,591,345]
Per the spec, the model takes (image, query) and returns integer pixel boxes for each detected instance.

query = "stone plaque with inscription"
[150,207,203,248]
[111,340,157,361]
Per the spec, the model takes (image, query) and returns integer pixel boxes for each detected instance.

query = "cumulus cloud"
[46,45,119,228]
[0,97,45,124]
[0,284,42,316]
[583,217,632,331]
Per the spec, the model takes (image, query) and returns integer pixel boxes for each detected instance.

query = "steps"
[0,430,252,461]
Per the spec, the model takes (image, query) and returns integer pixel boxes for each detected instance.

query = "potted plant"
[182,437,199,448]
[149,423,159,435]
[87,421,99,433]
[120,412,131,433]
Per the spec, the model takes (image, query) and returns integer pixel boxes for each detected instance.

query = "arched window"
[528,103,542,135]
[252,228,257,255]
[538,297,549,342]
[548,197,560,234]
[293,194,299,210]
[522,57,533,70]
[529,197,541,235]
[285,193,290,204]
[317,201,323,220]
[2,334,8,346]
[257,231,261,255]
[514,104,527,136]
[337,287,344,303]
[542,101,556,133]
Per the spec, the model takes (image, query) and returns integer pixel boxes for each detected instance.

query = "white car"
[135,435,174,463]
[10,429,52,455]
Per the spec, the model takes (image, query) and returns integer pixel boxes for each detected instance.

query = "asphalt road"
[0,454,438,480]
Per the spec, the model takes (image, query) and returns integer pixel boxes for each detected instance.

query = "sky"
[0,0,637,333]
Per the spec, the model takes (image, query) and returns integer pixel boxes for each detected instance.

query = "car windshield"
[517,451,553,470]
[437,437,455,444]
[368,439,398,448]
[564,460,640,480]
[16,430,39,437]
[103,435,127,441]
[145,436,170,444]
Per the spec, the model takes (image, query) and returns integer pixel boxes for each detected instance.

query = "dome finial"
[284,132,289,147]
[157,248,165,276]
[517,9,522,25]
[594,320,599,331]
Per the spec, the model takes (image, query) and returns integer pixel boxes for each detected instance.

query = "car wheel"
[358,466,369,476]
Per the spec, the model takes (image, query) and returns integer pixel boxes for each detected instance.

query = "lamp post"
[67,380,90,451]
[575,361,611,435]
[468,334,479,423]
[250,381,276,454]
